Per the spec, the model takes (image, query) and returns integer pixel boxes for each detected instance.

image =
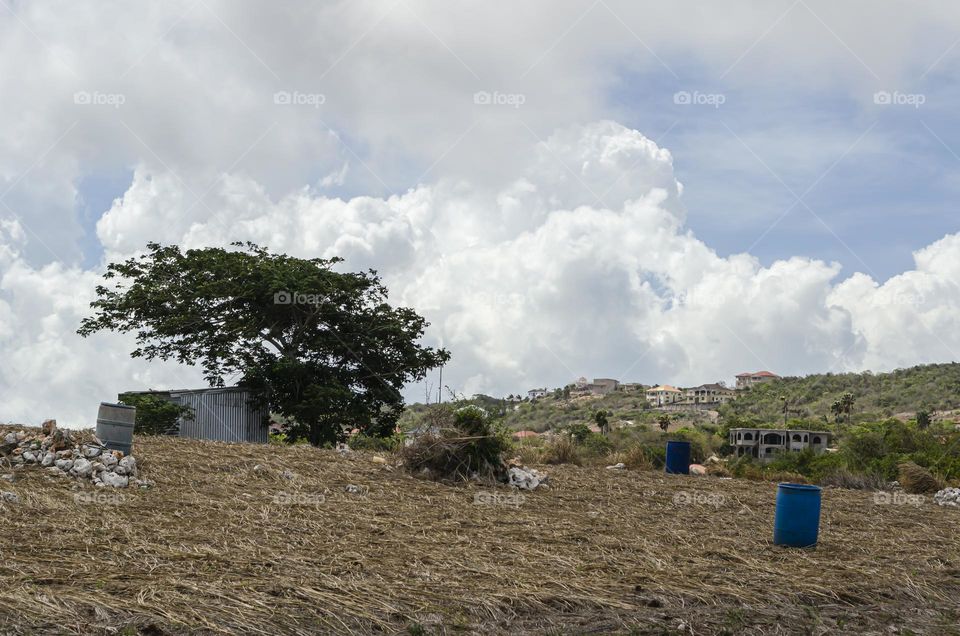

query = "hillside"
[412,363,960,435]
[2,428,960,634]
[721,362,960,424]
[403,391,715,434]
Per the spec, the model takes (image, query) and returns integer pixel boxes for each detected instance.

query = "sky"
[2,0,960,425]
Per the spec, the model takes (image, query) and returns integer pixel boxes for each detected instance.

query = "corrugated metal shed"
[120,387,268,444]
[170,387,269,443]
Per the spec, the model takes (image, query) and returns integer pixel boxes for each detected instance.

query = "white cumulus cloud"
[3,120,960,426]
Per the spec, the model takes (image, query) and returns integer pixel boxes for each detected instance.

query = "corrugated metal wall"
[170,388,268,443]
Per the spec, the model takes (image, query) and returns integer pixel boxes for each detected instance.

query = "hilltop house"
[683,383,736,405]
[590,378,620,394]
[527,388,549,400]
[645,385,683,407]
[735,371,781,390]
[729,428,831,463]
[571,377,621,396]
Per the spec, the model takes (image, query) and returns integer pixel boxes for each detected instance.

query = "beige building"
[645,385,683,407]
[735,371,781,390]
[571,377,621,396]
[683,383,736,405]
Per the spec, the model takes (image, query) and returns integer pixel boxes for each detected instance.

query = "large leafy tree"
[78,242,449,445]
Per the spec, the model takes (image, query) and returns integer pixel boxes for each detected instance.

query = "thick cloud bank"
[2,121,960,425]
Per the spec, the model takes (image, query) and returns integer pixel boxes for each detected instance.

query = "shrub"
[898,461,944,494]
[399,405,511,482]
[515,444,544,466]
[819,469,886,491]
[622,444,654,470]
[118,392,194,435]
[348,432,402,452]
[542,437,582,466]
[580,432,613,456]
[670,427,716,463]
[564,423,592,443]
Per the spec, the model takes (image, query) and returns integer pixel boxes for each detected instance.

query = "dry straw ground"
[1,428,959,635]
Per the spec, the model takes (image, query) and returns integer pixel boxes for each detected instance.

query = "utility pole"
[437,365,443,404]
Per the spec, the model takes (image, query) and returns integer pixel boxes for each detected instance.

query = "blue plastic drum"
[773,483,822,547]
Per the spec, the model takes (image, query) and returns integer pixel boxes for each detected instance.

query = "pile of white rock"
[933,487,960,508]
[0,420,152,489]
[507,466,549,490]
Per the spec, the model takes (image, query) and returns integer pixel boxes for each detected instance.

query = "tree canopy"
[79,242,449,445]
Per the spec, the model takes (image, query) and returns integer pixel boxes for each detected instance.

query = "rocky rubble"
[0,421,153,490]
[933,487,960,508]
[507,466,549,490]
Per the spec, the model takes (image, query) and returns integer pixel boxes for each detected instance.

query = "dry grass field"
[1,429,959,635]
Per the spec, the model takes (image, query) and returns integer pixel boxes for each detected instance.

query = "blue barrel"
[665,440,691,474]
[773,483,822,547]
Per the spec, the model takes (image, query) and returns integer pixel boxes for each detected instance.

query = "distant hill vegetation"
[400,363,960,434]
[720,362,960,425]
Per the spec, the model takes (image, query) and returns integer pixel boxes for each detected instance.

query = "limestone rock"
[41,419,57,435]
[934,487,960,507]
[1,491,19,504]
[55,459,75,472]
[101,472,129,488]
[118,456,137,477]
[71,458,93,478]
[508,466,548,490]
[82,445,102,459]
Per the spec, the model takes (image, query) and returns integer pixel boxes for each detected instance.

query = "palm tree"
[594,409,611,435]
[831,393,855,425]
[657,414,670,432]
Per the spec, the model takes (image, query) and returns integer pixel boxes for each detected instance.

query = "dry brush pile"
[0,426,959,635]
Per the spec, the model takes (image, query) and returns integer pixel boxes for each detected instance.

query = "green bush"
[348,432,402,452]
[580,432,613,456]
[118,392,194,435]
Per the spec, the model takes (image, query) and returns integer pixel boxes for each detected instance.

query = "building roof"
[736,371,779,378]
[690,383,733,391]
[647,385,681,392]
